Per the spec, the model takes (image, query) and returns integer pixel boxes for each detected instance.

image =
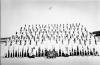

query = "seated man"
[46,49,57,58]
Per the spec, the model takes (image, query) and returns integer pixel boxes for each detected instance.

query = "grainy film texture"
[1,0,100,65]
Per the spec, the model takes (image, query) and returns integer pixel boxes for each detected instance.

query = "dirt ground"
[1,56,100,65]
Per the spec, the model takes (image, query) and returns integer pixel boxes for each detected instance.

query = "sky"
[1,0,100,37]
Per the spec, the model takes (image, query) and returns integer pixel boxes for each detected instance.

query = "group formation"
[2,23,100,58]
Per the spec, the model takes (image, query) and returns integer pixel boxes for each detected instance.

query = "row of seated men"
[2,23,99,58]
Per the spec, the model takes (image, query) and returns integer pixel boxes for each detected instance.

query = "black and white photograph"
[0,0,100,65]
